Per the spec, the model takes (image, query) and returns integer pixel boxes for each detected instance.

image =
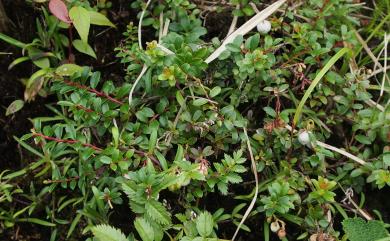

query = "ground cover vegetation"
[0,0,389,240]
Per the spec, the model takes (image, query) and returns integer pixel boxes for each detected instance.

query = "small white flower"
[257,20,271,34]
[298,130,312,147]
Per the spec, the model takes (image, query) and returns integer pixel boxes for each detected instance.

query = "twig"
[32,132,103,151]
[64,80,124,105]
[226,4,240,37]
[380,33,388,97]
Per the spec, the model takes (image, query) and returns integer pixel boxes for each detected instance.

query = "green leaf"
[209,86,221,98]
[6,100,24,116]
[99,155,112,164]
[355,135,372,145]
[245,33,260,51]
[176,91,185,107]
[56,64,83,76]
[145,200,171,226]
[342,217,389,241]
[8,56,30,70]
[92,224,128,241]
[193,98,208,106]
[148,126,158,153]
[112,126,119,148]
[72,39,96,58]
[69,6,90,43]
[17,218,56,227]
[89,11,115,28]
[196,211,214,237]
[134,217,154,241]
[0,33,26,48]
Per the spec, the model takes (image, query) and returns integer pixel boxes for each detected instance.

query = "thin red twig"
[32,132,103,151]
[64,80,124,105]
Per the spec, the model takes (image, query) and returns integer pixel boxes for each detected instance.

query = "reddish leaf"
[49,0,71,23]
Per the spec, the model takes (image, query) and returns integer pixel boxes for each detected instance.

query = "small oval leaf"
[49,0,71,23]
[56,64,83,76]
[6,100,24,116]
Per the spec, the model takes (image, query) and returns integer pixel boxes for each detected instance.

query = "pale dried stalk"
[380,33,388,97]
[138,0,152,50]
[232,128,259,241]
[226,4,240,37]
[355,31,390,96]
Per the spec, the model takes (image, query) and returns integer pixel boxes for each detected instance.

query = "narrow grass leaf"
[293,48,349,125]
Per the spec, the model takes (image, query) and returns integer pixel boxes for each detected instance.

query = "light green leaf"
[209,86,221,98]
[69,6,90,43]
[196,211,214,237]
[6,100,24,116]
[92,224,128,241]
[193,98,208,106]
[145,200,171,226]
[89,11,115,28]
[55,64,83,76]
[72,39,96,58]
[8,56,30,70]
[134,217,154,241]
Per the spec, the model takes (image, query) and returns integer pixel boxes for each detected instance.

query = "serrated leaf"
[145,200,171,226]
[49,0,71,23]
[6,100,24,116]
[91,224,128,241]
[342,217,389,241]
[134,217,154,241]
[196,212,214,237]
[69,6,90,42]
[72,39,96,58]
[89,11,115,28]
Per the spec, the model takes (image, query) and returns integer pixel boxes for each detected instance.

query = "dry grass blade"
[138,0,152,50]
[232,127,259,241]
[128,64,148,105]
[381,33,388,97]
[355,30,390,98]
[205,0,287,64]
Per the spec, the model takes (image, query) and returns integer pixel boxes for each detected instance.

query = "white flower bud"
[298,130,311,147]
[257,20,271,34]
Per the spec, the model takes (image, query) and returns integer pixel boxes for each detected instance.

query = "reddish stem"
[32,132,103,151]
[64,80,124,105]
[68,25,74,63]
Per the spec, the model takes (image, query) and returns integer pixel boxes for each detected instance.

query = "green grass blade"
[0,33,27,49]
[293,48,349,125]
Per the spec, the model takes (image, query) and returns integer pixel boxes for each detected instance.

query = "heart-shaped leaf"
[49,0,71,23]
